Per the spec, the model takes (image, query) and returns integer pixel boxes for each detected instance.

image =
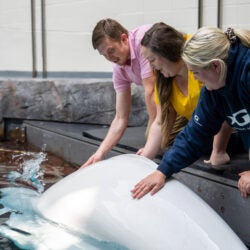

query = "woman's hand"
[131,170,166,199]
[238,171,250,198]
[204,151,230,166]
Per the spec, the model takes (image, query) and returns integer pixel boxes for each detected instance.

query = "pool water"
[0,141,129,250]
[0,142,77,189]
[0,141,77,249]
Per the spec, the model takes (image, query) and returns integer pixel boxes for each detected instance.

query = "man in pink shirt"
[81,18,156,167]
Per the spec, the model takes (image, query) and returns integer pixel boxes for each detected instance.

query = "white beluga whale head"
[35,154,247,250]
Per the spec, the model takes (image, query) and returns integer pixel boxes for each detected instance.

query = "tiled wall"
[0,0,249,76]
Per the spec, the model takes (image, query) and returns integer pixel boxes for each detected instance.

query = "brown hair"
[92,18,128,49]
[142,22,187,148]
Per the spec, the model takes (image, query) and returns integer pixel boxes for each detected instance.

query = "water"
[7,150,46,193]
[0,187,128,249]
[0,143,129,250]
[0,187,129,249]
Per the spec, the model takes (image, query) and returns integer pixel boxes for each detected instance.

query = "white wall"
[0,1,32,71]
[0,0,249,76]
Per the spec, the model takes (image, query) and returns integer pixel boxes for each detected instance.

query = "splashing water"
[7,148,47,193]
[0,146,129,250]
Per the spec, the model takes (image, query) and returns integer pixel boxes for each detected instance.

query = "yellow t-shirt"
[154,70,203,120]
[154,33,203,120]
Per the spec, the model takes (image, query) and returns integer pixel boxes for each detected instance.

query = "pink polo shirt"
[112,24,153,92]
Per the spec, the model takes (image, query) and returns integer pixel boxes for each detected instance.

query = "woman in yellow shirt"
[137,22,232,166]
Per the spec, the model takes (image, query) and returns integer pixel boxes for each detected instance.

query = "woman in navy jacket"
[131,27,250,199]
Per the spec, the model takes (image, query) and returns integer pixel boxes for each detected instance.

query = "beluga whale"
[37,154,247,250]
[0,154,247,249]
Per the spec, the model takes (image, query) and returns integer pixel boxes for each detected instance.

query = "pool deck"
[9,119,250,248]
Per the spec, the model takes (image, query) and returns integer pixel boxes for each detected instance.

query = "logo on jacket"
[194,114,202,126]
[227,109,250,127]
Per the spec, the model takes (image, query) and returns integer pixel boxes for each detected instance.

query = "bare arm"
[81,90,131,167]
[137,104,178,160]
[137,104,162,159]
[204,121,233,165]
[142,76,157,131]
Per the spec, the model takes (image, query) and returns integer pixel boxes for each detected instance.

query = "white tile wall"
[0,0,249,75]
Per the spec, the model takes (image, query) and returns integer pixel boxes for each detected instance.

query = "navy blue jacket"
[158,39,250,178]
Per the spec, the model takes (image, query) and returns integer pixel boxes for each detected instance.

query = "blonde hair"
[183,27,250,83]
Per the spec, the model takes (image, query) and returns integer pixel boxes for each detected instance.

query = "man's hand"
[80,152,104,168]
[131,170,166,199]
[136,147,145,156]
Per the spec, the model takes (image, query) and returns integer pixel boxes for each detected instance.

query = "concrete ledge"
[0,78,147,126]
[24,120,146,166]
